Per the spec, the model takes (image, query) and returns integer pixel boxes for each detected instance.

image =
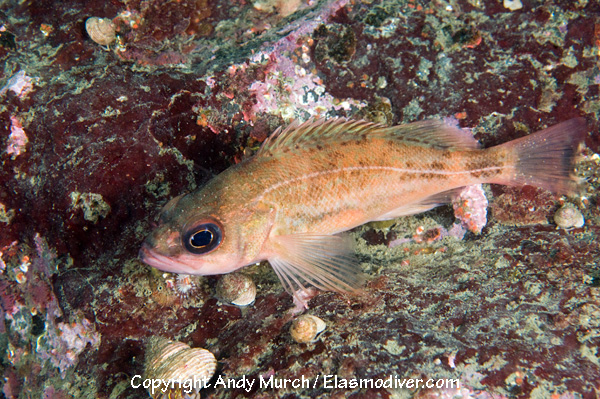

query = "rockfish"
[140,118,585,303]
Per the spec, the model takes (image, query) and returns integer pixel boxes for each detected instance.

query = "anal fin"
[375,188,465,221]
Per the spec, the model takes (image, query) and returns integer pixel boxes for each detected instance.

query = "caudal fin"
[493,118,586,194]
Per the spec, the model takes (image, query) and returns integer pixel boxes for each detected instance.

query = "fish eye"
[183,222,223,254]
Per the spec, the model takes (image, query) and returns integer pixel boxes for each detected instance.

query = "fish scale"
[254,143,496,234]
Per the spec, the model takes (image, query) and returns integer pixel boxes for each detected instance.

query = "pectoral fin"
[268,234,364,305]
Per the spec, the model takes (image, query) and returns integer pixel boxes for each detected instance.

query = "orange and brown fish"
[140,118,585,303]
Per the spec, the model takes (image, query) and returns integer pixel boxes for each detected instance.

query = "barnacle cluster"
[452,184,488,233]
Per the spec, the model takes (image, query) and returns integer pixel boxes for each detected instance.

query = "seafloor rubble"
[0,0,599,398]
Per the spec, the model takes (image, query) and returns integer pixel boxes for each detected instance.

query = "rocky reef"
[0,0,599,398]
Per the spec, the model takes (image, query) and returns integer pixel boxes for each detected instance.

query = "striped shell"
[215,273,256,306]
[290,314,326,343]
[144,337,217,399]
[85,17,116,46]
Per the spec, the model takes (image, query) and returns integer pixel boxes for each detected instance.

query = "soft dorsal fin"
[256,118,479,157]
[384,119,480,150]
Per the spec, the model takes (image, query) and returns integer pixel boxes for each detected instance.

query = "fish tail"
[490,118,587,194]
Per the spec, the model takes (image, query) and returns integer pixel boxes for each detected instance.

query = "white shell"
[144,337,217,399]
[554,203,584,229]
[215,273,256,306]
[85,17,116,46]
[290,314,326,343]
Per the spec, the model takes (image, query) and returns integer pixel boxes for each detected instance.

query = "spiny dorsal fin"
[256,118,479,157]
[256,118,379,156]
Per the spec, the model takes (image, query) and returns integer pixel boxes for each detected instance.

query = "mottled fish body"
[141,118,585,303]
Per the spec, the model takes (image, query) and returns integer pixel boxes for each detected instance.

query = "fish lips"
[139,244,193,274]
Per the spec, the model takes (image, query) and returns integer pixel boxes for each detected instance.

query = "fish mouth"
[139,244,195,274]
